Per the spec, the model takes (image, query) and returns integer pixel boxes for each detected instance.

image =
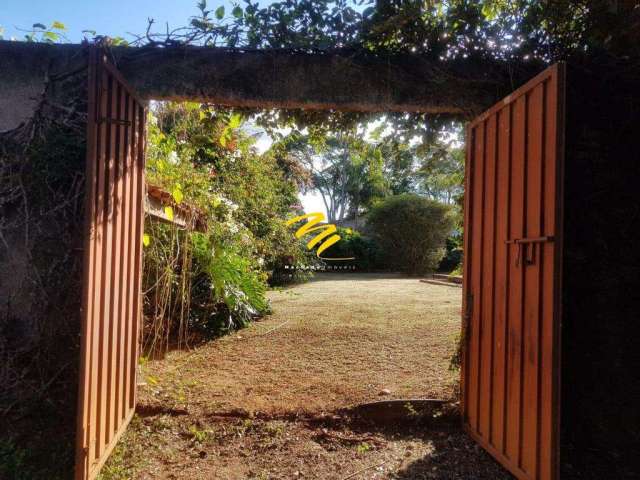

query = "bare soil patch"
[101,273,511,479]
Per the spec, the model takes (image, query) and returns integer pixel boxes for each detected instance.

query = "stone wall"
[0,45,89,479]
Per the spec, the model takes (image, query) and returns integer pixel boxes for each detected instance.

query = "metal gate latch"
[506,236,554,267]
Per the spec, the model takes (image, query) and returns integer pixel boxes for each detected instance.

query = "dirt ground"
[101,273,511,480]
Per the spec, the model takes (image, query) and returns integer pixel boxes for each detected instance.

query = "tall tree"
[416,140,465,206]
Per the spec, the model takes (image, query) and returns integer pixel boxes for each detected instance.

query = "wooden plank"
[114,83,127,427]
[76,49,99,480]
[104,71,119,449]
[461,124,475,427]
[119,92,133,421]
[467,120,486,432]
[505,94,526,465]
[130,104,147,409]
[521,83,544,476]
[492,104,511,452]
[538,65,563,480]
[95,70,113,459]
[479,113,497,438]
[108,82,123,435]
[145,193,189,228]
[123,98,137,416]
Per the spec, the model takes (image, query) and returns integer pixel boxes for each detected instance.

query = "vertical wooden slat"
[118,93,132,424]
[96,70,114,456]
[521,83,544,475]
[130,105,147,408]
[479,113,497,438]
[105,72,120,449]
[506,93,526,464]
[461,125,474,426]
[492,105,511,453]
[123,98,137,413]
[109,83,124,433]
[467,120,486,432]
[539,67,561,480]
[113,85,127,432]
[89,67,109,466]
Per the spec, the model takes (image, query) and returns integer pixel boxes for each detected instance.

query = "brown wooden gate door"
[75,50,147,480]
[462,63,565,480]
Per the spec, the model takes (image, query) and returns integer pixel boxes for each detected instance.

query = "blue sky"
[1,0,250,42]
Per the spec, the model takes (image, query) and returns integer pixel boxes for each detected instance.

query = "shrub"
[367,194,454,274]
[141,102,310,353]
[319,227,381,271]
[438,235,463,273]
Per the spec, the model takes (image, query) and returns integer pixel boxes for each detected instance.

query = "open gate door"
[462,63,565,480]
[75,49,147,480]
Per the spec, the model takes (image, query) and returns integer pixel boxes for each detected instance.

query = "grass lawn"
[100,273,511,479]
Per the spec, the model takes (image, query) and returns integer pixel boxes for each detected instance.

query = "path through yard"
[102,273,511,479]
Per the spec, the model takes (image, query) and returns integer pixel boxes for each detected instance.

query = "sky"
[1,0,328,215]
[1,1,245,42]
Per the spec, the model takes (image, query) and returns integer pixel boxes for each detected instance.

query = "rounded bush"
[367,194,454,274]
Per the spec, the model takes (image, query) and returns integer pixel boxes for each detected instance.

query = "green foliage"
[0,439,33,480]
[367,194,455,274]
[320,226,380,271]
[191,230,270,333]
[19,20,68,43]
[417,139,465,207]
[438,235,463,273]
[142,102,309,348]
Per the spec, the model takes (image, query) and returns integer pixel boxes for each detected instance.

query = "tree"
[281,132,390,222]
[367,194,455,274]
[416,139,465,206]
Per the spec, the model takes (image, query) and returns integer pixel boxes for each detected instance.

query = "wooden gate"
[462,63,565,480]
[75,50,147,480]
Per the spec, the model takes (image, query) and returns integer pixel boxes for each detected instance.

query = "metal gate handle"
[506,236,554,267]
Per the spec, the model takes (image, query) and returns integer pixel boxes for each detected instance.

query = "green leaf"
[215,6,225,19]
[143,233,151,247]
[43,31,59,41]
[481,2,498,20]
[32,23,46,30]
[228,113,242,129]
[212,197,222,208]
[172,186,184,204]
[51,21,67,30]
[164,206,175,221]
[219,134,228,147]
[111,36,128,46]
[232,6,243,18]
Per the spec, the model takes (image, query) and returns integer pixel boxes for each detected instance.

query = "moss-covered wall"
[0,49,89,479]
